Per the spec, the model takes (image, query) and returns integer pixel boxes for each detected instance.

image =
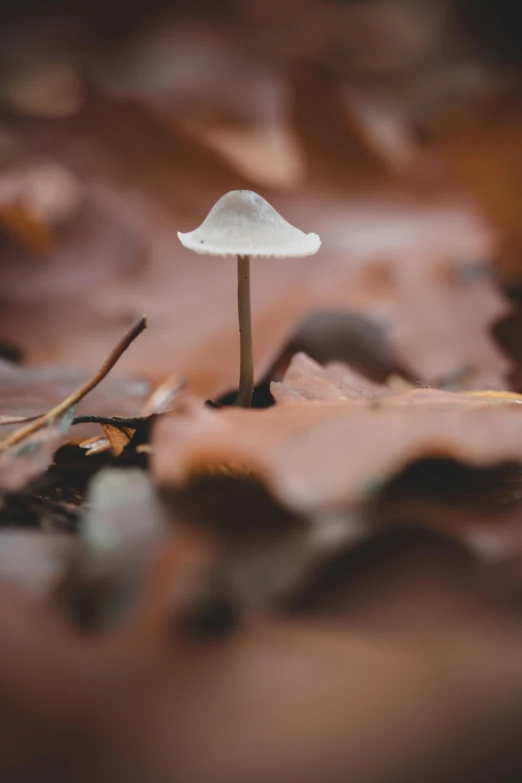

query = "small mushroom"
[178,190,320,407]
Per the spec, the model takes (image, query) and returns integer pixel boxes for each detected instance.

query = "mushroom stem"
[236,254,254,407]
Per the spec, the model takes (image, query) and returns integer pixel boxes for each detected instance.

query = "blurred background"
[1,0,522,399]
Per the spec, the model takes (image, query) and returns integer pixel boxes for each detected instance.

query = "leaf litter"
[2,2,522,781]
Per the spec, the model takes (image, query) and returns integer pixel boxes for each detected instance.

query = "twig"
[73,374,187,429]
[0,315,147,452]
[0,414,41,426]
[141,373,186,416]
[72,415,146,428]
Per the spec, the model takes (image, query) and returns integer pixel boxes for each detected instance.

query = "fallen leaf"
[272,352,400,402]
[100,423,135,457]
[79,373,185,456]
[152,390,522,516]
[271,310,416,385]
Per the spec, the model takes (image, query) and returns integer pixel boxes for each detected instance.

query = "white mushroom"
[178,190,321,407]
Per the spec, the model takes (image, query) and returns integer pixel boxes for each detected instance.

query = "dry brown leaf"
[79,373,185,456]
[152,392,522,516]
[272,352,400,402]
[272,310,417,385]
[273,353,522,404]
[100,423,135,457]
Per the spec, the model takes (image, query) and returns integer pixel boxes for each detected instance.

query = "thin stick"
[0,414,41,426]
[72,415,146,428]
[235,254,254,408]
[0,315,148,452]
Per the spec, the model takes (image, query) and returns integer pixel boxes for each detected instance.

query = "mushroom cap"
[177,190,321,258]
